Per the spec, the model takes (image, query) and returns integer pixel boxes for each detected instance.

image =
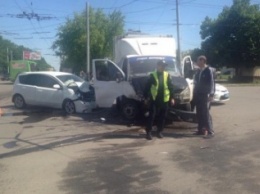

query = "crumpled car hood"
[75,81,90,93]
[66,81,90,94]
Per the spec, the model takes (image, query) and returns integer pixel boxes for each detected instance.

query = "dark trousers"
[146,101,168,133]
[195,94,214,134]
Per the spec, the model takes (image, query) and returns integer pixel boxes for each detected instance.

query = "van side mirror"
[116,71,125,83]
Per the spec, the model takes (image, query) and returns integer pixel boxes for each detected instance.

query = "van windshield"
[128,56,180,77]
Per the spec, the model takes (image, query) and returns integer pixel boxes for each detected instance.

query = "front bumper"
[213,92,230,103]
[74,100,96,113]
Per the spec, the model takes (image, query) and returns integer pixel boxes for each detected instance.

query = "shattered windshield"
[56,74,83,85]
[128,56,180,77]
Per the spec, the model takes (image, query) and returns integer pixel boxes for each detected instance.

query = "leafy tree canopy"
[200,0,260,68]
[52,8,124,73]
[0,35,51,73]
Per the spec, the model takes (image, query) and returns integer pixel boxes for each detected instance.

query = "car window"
[19,74,38,85]
[19,75,28,84]
[36,74,59,88]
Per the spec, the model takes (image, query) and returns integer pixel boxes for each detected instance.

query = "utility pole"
[6,48,10,74]
[6,48,9,64]
[176,0,181,69]
[10,50,13,61]
[86,2,90,80]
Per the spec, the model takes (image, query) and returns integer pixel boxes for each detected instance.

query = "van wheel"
[121,100,139,120]
[13,94,26,109]
[63,100,75,114]
[180,103,192,111]
[184,103,192,111]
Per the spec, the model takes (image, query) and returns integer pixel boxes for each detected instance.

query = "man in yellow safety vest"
[144,60,175,140]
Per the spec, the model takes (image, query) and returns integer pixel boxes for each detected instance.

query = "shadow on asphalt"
[5,105,185,127]
[211,102,226,106]
[59,140,171,194]
[0,132,106,159]
[0,106,197,160]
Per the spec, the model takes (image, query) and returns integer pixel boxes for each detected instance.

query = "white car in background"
[12,72,96,113]
[213,83,230,103]
[187,66,230,104]
[188,80,230,107]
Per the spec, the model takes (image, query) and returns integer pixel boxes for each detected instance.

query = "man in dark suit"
[193,55,215,138]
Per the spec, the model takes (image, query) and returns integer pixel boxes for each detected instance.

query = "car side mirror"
[53,84,61,89]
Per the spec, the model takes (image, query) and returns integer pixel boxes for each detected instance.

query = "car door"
[35,74,63,108]
[92,59,125,108]
[17,74,37,105]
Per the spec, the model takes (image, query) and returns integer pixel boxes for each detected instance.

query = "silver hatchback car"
[12,71,96,113]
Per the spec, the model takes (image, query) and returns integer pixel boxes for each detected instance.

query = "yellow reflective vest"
[150,71,170,102]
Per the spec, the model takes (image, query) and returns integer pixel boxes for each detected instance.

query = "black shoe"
[157,132,164,138]
[146,133,152,140]
[193,131,204,135]
[204,132,214,139]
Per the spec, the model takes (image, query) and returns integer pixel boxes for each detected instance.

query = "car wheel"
[13,94,26,109]
[63,100,75,114]
[121,100,139,120]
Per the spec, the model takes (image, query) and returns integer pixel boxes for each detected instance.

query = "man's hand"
[170,98,175,106]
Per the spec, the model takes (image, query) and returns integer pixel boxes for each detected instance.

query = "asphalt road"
[0,81,12,101]
[0,81,259,194]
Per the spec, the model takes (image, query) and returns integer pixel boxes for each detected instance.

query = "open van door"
[92,59,125,108]
[182,56,194,79]
[182,56,194,107]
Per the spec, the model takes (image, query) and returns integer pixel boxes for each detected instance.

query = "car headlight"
[181,87,190,98]
[174,87,190,100]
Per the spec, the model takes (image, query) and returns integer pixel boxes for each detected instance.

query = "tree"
[200,0,260,70]
[0,36,51,73]
[183,48,206,63]
[52,8,124,74]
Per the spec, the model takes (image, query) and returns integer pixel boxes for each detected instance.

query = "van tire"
[63,100,75,114]
[13,94,26,109]
[184,103,192,111]
[121,100,139,120]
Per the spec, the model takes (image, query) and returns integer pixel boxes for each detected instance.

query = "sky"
[1,0,260,71]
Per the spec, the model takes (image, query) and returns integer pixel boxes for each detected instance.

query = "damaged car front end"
[56,75,96,114]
